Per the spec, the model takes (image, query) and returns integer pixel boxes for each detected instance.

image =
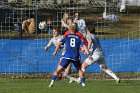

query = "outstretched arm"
[53,42,63,56]
[44,38,53,51]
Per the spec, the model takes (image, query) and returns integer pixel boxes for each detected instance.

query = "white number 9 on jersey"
[70,38,75,47]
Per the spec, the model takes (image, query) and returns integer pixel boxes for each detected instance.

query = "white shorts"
[85,52,105,65]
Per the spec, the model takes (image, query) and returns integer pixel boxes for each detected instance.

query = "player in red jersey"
[63,22,88,46]
[62,22,88,83]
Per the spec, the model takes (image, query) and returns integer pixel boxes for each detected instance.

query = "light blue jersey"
[86,34,103,54]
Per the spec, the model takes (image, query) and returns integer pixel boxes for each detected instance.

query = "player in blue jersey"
[49,23,89,87]
[80,26,120,84]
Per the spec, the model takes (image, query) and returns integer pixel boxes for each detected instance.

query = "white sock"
[62,72,71,79]
[105,69,118,80]
[62,72,78,82]
[50,80,54,84]
[78,77,81,81]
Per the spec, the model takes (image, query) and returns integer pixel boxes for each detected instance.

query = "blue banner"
[0,39,140,73]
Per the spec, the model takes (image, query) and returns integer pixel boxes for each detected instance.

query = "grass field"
[0,79,140,93]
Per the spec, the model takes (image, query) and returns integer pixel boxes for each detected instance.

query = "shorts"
[85,51,105,65]
[60,58,81,70]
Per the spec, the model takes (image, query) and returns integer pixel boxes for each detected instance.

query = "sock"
[80,78,85,83]
[105,69,118,80]
[52,75,57,81]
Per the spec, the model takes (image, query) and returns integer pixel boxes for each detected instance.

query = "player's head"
[70,22,78,33]
[53,26,60,37]
[86,26,95,34]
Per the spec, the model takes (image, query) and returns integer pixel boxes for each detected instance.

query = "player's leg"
[70,56,95,84]
[66,61,83,83]
[57,57,64,80]
[72,53,101,84]
[49,58,70,87]
[72,56,94,84]
[64,63,72,83]
[65,63,71,75]
[62,71,78,83]
[98,58,120,84]
[73,60,86,87]
[81,53,100,73]
[78,69,85,87]
[49,65,64,87]
[57,57,71,80]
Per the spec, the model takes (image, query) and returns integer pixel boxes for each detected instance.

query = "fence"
[0,0,140,80]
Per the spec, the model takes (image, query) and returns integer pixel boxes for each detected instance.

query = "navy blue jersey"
[60,34,84,60]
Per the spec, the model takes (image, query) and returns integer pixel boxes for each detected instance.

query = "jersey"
[47,35,65,55]
[86,34,103,54]
[64,30,88,46]
[85,34,105,65]
[47,35,63,47]
[60,34,84,60]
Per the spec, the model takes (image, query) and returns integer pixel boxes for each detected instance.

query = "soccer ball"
[38,21,47,30]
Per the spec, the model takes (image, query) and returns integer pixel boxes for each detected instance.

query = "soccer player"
[49,24,89,87]
[64,22,88,47]
[44,26,63,53]
[62,22,88,83]
[44,26,71,79]
[81,26,120,84]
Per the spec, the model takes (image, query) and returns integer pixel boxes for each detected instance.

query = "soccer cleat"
[69,77,74,83]
[116,78,120,84]
[82,83,85,87]
[48,83,54,87]
[76,78,81,84]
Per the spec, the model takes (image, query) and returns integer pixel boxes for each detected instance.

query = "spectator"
[46,18,53,35]
[73,12,86,36]
[61,12,72,35]
[22,17,35,34]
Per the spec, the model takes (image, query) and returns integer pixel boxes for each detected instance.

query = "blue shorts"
[60,58,81,70]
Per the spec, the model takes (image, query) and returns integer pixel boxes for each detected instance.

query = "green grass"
[0,79,140,93]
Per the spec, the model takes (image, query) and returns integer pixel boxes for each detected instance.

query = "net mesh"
[0,0,140,81]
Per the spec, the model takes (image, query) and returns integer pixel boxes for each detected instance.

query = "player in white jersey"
[81,26,120,84]
[44,26,71,79]
[45,27,64,54]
